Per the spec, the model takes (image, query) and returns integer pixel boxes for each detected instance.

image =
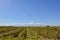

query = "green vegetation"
[0,26,60,40]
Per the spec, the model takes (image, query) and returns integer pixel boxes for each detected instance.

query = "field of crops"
[0,26,60,40]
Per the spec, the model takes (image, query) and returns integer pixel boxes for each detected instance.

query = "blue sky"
[0,0,60,26]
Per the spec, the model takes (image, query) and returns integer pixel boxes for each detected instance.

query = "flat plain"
[0,26,60,40]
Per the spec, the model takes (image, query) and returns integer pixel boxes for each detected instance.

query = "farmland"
[0,26,60,40]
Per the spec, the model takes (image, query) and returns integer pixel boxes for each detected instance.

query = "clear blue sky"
[0,0,60,26]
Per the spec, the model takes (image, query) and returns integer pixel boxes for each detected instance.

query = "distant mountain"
[14,22,47,26]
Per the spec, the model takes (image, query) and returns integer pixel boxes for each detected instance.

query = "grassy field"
[0,26,60,40]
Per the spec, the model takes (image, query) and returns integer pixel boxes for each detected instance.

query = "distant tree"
[46,25,49,28]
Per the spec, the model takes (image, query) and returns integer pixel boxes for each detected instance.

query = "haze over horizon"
[0,0,60,26]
